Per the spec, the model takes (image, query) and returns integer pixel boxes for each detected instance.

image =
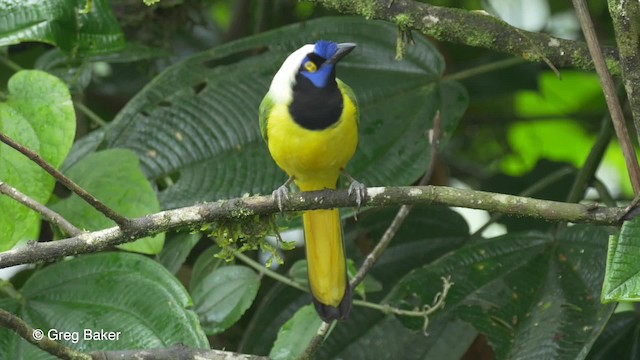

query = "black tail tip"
[312,286,353,322]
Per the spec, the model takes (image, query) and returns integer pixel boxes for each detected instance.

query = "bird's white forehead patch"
[268,44,315,104]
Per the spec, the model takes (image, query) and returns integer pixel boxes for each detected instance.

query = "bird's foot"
[272,185,289,213]
[272,177,294,213]
[347,179,366,211]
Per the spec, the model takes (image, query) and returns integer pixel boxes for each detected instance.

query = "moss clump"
[394,13,414,29]
[209,214,294,267]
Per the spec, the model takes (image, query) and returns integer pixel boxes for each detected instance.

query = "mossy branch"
[0,185,626,269]
[608,0,640,142]
[310,0,620,74]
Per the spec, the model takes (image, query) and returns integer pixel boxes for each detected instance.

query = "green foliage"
[191,265,260,335]
[50,149,165,254]
[210,214,288,267]
[0,70,75,251]
[602,217,640,302]
[0,252,208,358]
[0,0,125,56]
[0,1,637,359]
[269,305,323,360]
[387,225,615,359]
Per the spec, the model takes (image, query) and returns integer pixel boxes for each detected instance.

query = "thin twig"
[74,102,108,128]
[592,178,617,207]
[567,114,614,204]
[237,249,451,321]
[472,167,576,237]
[235,252,306,292]
[350,111,441,288]
[296,322,331,360]
[0,56,21,72]
[572,0,640,194]
[0,132,131,227]
[0,181,82,237]
[0,308,91,360]
[353,276,453,335]
[443,57,524,82]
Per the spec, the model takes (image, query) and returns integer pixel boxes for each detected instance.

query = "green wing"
[258,93,274,143]
[337,78,359,125]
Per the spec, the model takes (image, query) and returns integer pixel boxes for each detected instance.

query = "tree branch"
[296,322,331,360]
[309,0,620,73]
[90,344,268,360]
[0,132,131,227]
[0,185,625,269]
[0,308,91,360]
[0,307,267,360]
[608,0,640,142]
[572,0,640,194]
[0,180,82,237]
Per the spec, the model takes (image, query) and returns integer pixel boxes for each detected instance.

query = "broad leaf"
[0,0,125,56]
[386,225,615,360]
[0,70,75,251]
[602,217,640,302]
[50,149,164,254]
[105,17,467,209]
[191,265,260,335]
[189,244,226,291]
[269,304,323,360]
[0,252,208,359]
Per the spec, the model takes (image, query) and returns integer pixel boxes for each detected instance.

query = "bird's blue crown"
[314,40,338,60]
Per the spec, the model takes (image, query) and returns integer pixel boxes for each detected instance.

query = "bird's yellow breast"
[266,90,357,191]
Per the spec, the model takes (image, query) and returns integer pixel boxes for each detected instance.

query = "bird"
[258,40,364,321]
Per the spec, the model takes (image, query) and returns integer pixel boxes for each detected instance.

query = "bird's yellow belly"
[266,102,357,191]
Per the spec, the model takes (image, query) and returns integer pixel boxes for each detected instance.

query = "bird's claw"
[272,185,290,213]
[348,180,366,211]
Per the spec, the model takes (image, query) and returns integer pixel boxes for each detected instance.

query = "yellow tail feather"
[303,209,347,309]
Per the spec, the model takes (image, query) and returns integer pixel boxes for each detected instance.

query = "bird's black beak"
[327,43,356,64]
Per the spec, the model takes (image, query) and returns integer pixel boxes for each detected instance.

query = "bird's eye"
[304,61,317,73]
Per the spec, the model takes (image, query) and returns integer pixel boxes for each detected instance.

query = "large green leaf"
[105,17,467,209]
[0,70,75,251]
[239,206,469,357]
[191,265,260,335]
[0,0,125,56]
[602,217,640,302]
[50,149,164,254]
[269,304,323,360]
[0,252,208,359]
[386,225,615,360]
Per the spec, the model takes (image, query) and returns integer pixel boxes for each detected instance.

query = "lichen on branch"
[310,0,620,74]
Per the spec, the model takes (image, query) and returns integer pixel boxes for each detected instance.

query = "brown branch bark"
[0,132,131,227]
[572,0,640,194]
[0,308,90,360]
[0,180,82,237]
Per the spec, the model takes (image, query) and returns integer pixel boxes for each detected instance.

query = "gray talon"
[348,180,366,210]
[272,185,290,213]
